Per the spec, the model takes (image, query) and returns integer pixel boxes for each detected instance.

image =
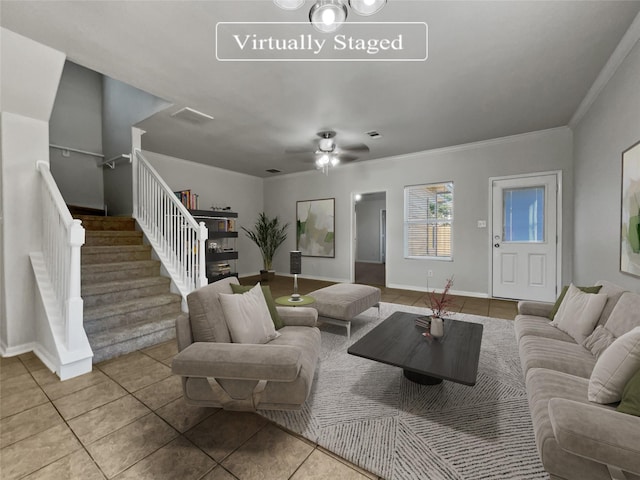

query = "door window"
[502,187,545,243]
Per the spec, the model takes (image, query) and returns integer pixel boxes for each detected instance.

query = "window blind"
[405,182,453,258]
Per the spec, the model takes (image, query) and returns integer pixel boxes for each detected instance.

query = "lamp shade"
[274,0,306,10]
[290,251,302,274]
[349,0,386,16]
[309,0,347,33]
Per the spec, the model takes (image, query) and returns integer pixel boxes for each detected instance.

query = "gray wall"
[573,39,640,290]
[356,194,386,262]
[143,150,265,277]
[49,61,104,210]
[264,127,573,295]
[103,77,170,215]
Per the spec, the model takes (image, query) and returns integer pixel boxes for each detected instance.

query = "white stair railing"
[36,160,85,350]
[132,149,208,299]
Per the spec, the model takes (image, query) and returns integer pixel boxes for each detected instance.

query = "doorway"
[354,192,387,286]
[490,172,561,302]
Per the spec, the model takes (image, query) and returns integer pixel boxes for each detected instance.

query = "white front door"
[491,173,559,302]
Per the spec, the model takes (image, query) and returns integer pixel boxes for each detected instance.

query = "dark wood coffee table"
[347,311,483,385]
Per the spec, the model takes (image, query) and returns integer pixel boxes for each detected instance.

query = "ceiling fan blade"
[285,146,314,154]
[340,143,370,154]
[337,153,359,163]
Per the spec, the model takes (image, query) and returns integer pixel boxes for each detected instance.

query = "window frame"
[404,181,454,261]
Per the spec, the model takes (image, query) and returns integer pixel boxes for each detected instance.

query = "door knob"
[494,243,500,248]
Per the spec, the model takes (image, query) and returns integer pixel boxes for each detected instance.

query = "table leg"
[403,369,443,385]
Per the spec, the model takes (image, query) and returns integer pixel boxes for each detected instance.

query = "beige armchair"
[171,277,320,411]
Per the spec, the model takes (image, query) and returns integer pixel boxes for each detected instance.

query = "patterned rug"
[260,302,549,480]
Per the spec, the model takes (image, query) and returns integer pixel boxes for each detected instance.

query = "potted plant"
[242,212,289,282]
[426,277,455,338]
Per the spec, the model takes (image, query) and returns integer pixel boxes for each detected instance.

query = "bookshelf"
[189,209,239,283]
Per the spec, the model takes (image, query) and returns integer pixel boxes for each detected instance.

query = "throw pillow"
[548,284,603,320]
[617,368,640,416]
[588,326,640,404]
[582,325,616,359]
[219,283,280,344]
[230,283,284,329]
[552,284,608,344]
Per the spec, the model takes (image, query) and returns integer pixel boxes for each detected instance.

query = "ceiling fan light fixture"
[310,0,347,33]
[274,0,306,10]
[330,155,340,166]
[318,137,335,152]
[349,0,386,16]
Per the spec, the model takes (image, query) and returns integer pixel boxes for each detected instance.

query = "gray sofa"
[515,281,640,480]
[171,277,321,411]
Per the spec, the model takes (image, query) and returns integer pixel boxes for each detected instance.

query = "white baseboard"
[0,340,37,358]
[387,283,489,299]
[355,260,384,264]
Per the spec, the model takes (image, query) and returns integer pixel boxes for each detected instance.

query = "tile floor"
[1,277,517,479]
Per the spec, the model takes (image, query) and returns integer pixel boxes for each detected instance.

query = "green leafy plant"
[427,277,455,318]
[242,213,289,271]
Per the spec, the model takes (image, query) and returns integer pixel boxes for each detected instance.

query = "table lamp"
[290,250,302,301]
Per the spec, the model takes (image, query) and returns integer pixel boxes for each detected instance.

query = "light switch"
[477,220,487,228]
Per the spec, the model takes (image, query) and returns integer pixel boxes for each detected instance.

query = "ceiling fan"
[286,130,370,173]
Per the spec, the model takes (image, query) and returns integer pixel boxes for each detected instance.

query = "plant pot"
[430,316,444,338]
[260,270,275,282]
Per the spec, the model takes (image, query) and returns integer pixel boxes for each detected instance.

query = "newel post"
[66,219,85,350]
[197,221,208,289]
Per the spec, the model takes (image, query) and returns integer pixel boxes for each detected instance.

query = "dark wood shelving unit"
[189,209,239,283]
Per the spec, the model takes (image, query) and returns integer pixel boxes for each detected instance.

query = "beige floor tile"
[53,379,127,420]
[0,358,29,382]
[101,354,172,393]
[222,423,314,480]
[86,413,178,478]
[40,369,110,401]
[0,403,63,448]
[142,341,178,362]
[155,397,215,433]
[22,449,105,480]
[113,436,215,480]
[1,371,39,394]
[316,447,378,480]
[1,384,49,419]
[18,352,48,373]
[161,355,175,367]
[68,395,150,445]
[30,367,60,388]
[185,410,266,462]
[291,449,370,480]
[97,351,157,377]
[132,375,183,411]
[0,423,82,480]
[200,466,238,480]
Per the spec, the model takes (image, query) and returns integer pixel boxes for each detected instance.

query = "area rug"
[259,302,548,480]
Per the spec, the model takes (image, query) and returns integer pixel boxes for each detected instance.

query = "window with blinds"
[404,182,453,259]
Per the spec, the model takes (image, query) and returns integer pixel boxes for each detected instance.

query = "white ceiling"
[2,1,639,177]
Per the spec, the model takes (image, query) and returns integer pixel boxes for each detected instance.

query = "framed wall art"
[296,198,335,257]
[620,140,640,277]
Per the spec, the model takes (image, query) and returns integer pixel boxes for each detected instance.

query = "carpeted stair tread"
[74,215,136,231]
[88,314,177,351]
[82,245,151,254]
[84,293,181,322]
[82,276,170,296]
[82,259,160,274]
[81,245,152,264]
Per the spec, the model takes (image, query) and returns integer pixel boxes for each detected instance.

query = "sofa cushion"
[551,284,607,344]
[549,284,602,320]
[617,367,640,416]
[187,276,236,343]
[595,280,627,327]
[519,336,596,378]
[231,283,284,329]
[525,368,612,480]
[582,325,615,359]
[589,326,640,404]
[219,283,280,344]
[515,316,575,343]
[603,292,640,338]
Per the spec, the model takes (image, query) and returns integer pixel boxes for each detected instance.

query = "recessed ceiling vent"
[266,168,281,173]
[366,130,382,139]
[170,107,214,124]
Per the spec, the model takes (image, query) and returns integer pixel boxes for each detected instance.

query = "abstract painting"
[621,140,640,277]
[296,198,335,257]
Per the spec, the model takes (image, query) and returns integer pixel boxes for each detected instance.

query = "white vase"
[430,317,444,338]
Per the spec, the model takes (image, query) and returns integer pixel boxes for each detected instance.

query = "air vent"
[170,107,214,124]
[266,168,281,173]
[366,130,382,138]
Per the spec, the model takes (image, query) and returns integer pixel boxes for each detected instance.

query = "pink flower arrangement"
[427,277,455,318]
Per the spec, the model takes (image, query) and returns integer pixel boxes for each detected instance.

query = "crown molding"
[569,12,640,128]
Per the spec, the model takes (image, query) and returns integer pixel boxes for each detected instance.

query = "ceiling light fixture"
[275,0,386,33]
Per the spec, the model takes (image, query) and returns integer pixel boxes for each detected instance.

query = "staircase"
[77,215,182,363]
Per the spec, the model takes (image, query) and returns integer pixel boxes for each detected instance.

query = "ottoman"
[308,283,381,339]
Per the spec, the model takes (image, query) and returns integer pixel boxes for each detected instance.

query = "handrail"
[132,149,208,298]
[49,144,104,158]
[100,153,132,169]
[36,161,85,351]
